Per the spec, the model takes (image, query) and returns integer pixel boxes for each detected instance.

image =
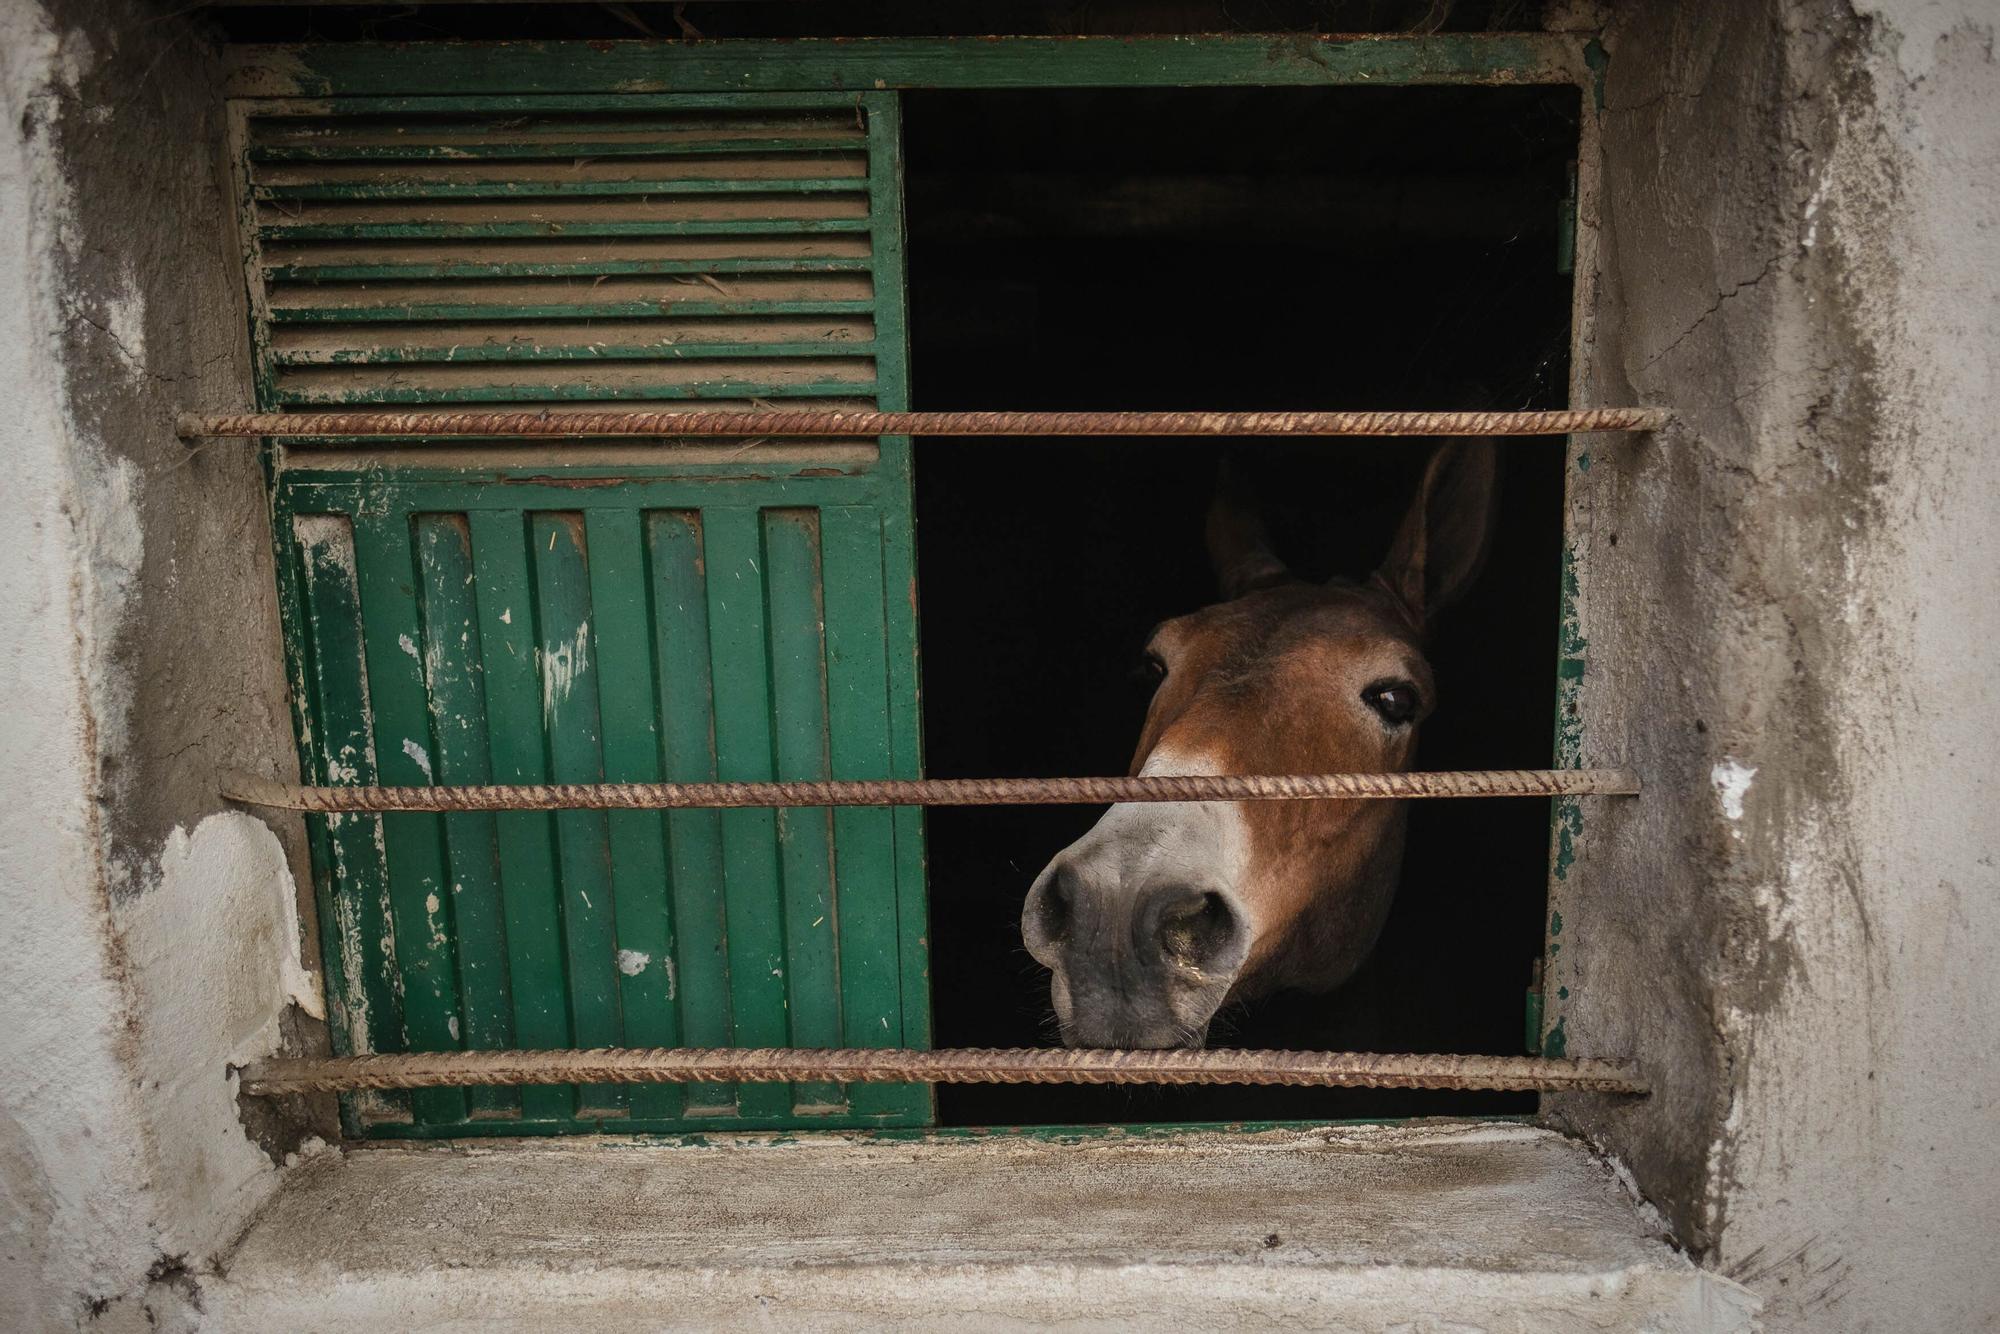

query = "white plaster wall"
[0,8,159,1324]
[113,814,325,1271]
[1,5,320,1327]
[1708,6,2000,1328]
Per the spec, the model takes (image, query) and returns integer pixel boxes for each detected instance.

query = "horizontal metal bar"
[179,408,1672,441]
[221,768,1638,813]
[239,1046,1647,1096]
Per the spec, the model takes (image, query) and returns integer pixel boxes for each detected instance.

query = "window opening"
[905,84,1579,1126]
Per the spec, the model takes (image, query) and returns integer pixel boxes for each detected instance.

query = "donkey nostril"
[1032,867,1077,945]
[1158,891,1239,970]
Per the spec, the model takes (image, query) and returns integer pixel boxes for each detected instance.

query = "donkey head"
[1021,442,1498,1048]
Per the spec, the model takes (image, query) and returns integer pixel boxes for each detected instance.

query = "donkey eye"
[1131,651,1167,689]
[1361,680,1422,726]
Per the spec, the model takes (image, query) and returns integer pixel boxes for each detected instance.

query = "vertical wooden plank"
[351,511,469,1128]
[413,514,518,1119]
[702,504,790,1123]
[762,509,844,1113]
[648,510,736,1116]
[865,90,933,1124]
[584,508,682,1122]
[530,512,626,1117]
[864,91,909,413]
[467,509,574,1125]
[282,513,362,1137]
[291,512,409,1127]
[820,506,914,1119]
[881,498,935,1083]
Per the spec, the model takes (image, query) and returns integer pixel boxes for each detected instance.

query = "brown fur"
[1133,579,1430,996]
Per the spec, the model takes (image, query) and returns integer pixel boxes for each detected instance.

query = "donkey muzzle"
[1022,862,1251,1049]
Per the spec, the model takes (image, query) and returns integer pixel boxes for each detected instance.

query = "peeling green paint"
[1551,801,1584,883]
[1544,1016,1568,1060]
[1543,530,1587,1058]
[1551,541,1588,890]
[1555,544,1589,695]
[1582,38,1609,111]
[1555,159,1578,276]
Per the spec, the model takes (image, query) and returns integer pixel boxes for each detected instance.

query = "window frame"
[224,29,1609,1139]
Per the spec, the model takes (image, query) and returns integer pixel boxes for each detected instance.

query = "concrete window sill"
[208,1122,1756,1331]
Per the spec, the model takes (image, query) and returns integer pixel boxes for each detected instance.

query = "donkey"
[1021,441,1498,1049]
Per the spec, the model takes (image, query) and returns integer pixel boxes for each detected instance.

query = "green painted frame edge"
[1540,56,1605,1065]
[223,33,1588,98]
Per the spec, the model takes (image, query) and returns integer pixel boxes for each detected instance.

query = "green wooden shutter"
[237,92,930,1138]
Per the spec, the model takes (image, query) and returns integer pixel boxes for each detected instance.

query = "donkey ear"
[1206,459,1291,599]
[1374,439,1498,628]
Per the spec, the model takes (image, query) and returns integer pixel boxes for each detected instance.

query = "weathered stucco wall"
[1552,0,2000,1328]
[0,1,324,1328]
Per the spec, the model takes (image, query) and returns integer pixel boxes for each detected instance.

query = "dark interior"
[907,85,1578,1125]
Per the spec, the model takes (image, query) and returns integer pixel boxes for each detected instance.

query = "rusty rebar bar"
[220,768,1639,813]
[177,407,1672,441]
[238,1046,1647,1096]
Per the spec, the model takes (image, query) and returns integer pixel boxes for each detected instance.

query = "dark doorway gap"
[905,85,1578,1125]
